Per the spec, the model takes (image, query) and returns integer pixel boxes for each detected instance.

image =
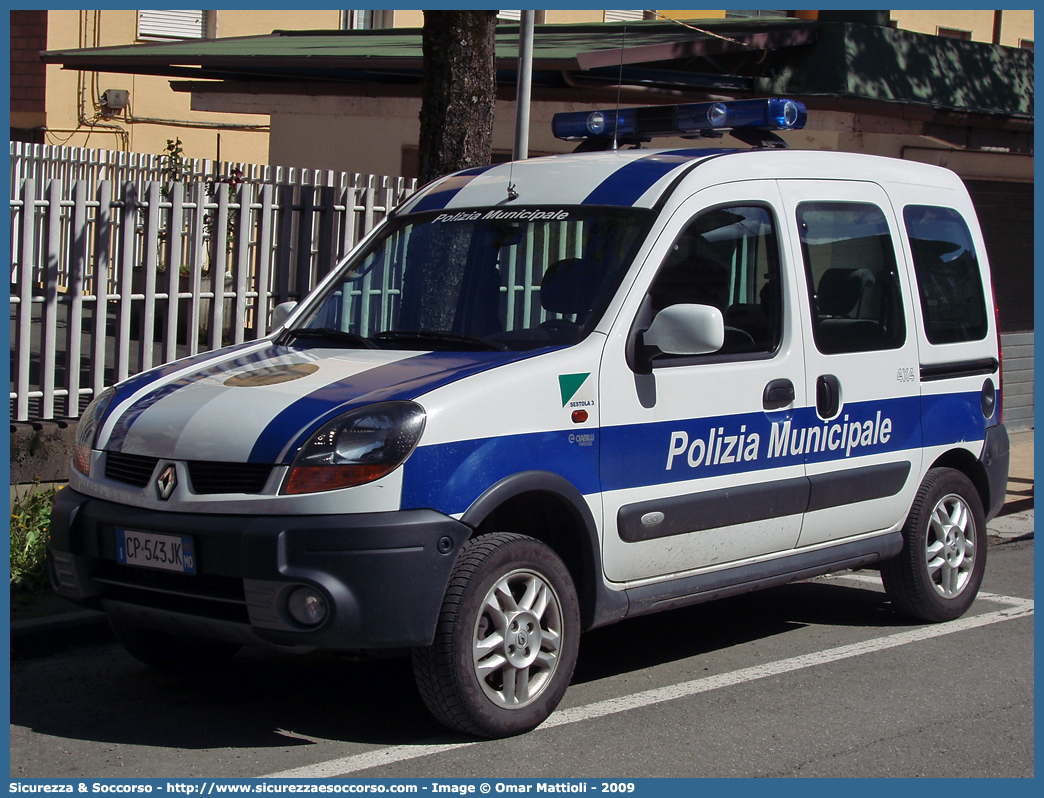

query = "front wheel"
[413,532,581,738]
[881,467,987,622]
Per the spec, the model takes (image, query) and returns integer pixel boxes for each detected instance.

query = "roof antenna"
[612,25,626,151]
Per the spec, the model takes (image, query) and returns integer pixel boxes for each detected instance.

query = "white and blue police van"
[49,99,1009,738]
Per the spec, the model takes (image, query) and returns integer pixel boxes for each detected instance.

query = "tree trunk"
[418,10,498,186]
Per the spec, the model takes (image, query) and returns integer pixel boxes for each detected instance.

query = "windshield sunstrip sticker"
[431,209,573,223]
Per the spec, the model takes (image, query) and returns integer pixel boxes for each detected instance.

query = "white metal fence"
[10,144,416,421]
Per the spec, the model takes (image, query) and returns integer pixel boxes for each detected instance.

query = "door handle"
[817,374,841,419]
[763,378,795,410]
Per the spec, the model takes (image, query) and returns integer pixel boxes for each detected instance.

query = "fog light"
[287,586,328,627]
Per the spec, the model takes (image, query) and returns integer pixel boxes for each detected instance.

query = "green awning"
[41,18,1032,119]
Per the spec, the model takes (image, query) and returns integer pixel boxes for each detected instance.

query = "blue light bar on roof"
[552,98,807,141]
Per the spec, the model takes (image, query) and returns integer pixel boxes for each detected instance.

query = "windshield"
[289,206,654,351]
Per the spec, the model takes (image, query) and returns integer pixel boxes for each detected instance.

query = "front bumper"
[47,488,472,650]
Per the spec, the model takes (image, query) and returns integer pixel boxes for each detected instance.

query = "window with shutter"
[343,10,392,30]
[138,10,207,41]
[604,10,645,23]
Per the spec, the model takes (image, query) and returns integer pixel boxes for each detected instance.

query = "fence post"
[231,182,250,344]
[276,184,295,305]
[362,175,376,237]
[91,181,112,400]
[207,181,230,350]
[139,181,162,372]
[15,178,36,421]
[187,182,207,356]
[164,181,185,363]
[67,179,88,417]
[40,180,64,419]
[316,184,336,281]
[115,182,137,383]
[254,183,275,337]
[295,183,315,302]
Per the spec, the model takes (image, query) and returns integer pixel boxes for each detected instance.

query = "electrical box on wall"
[101,89,129,110]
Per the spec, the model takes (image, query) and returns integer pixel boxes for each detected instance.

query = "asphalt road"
[9,537,1033,780]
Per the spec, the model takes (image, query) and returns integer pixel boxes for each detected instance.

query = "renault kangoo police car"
[50,99,1009,738]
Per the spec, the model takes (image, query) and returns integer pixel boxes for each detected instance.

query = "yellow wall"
[544,11,604,24]
[40,9,339,164]
[393,11,425,28]
[891,9,1034,46]
[654,10,727,21]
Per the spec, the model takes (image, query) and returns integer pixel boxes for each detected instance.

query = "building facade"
[14,10,1035,166]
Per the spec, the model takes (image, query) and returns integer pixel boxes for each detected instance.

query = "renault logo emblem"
[156,464,178,501]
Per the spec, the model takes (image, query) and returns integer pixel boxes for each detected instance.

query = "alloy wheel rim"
[472,568,563,710]
[925,492,976,598]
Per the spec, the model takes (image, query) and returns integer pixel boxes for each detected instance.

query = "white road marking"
[264,588,1033,779]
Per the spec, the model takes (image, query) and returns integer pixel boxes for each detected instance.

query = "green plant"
[10,480,56,593]
[160,137,188,195]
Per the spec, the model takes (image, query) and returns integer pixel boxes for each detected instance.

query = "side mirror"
[271,301,298,330]
[634,304,724,373]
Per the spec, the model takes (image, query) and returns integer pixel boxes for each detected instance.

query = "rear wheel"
[111,621,241,669]
[413,532,580,738]
[881,468,987,622]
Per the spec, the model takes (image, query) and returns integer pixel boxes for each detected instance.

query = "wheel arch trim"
[460,470,628,629]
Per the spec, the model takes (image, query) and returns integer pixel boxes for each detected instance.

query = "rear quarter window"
[797,202,906,355]
[903,205,988,344]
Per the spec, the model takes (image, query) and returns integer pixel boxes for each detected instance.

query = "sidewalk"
[988,429,1034,541]
[10,430,1034,645]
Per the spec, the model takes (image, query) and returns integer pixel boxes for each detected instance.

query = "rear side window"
[797,202,906,355]
[903,205,988,344]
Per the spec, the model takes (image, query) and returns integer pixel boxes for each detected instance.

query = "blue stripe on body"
[400,396,926,518]
[582,149,723,207]
[400,429,600,516]
[98,341,262,435]
[111,341,261,399]
[401,391,986,519]
[106,345,284,451]
[920,391,988,447]
[248,348,553,464]
[405,165,497,214]
[600,396,924,494]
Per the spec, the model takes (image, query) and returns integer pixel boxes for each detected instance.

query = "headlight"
[283,401,426,495]
[73,387,115,476]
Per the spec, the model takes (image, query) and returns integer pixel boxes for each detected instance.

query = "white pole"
[512,10,535,161]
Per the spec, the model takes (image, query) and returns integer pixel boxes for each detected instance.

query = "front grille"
[105,452,159,487]
[103,452,274,495]
[187,461,274,494]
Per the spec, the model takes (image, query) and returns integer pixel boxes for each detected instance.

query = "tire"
[110,621,241,670]
[881,468,987,623]
[412,532,581,738]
